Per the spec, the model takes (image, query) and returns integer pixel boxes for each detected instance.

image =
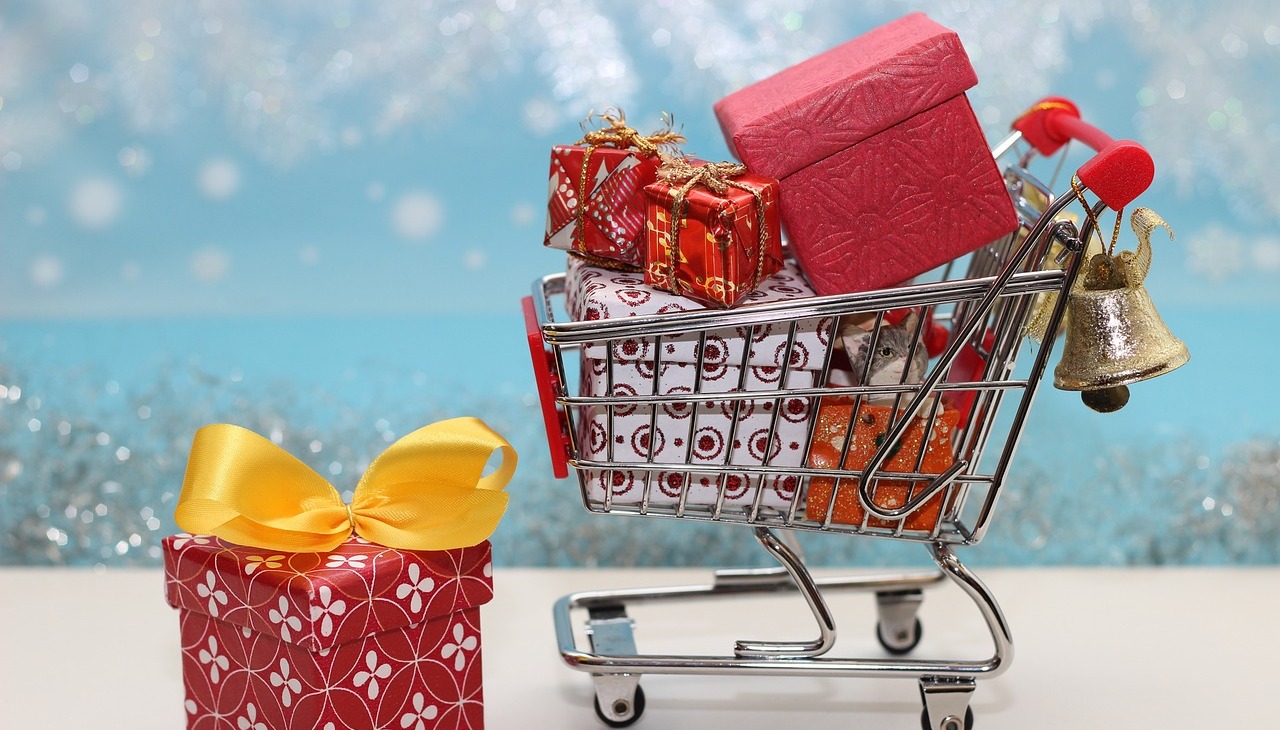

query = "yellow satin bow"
[174,417,517,553]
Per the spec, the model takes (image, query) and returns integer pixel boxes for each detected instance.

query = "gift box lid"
[163,534,493,652]
[713,13,977,180]
[565,256,832,371]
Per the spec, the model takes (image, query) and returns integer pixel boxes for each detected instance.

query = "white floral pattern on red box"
[164,534,492,730]
[565,258,833,511]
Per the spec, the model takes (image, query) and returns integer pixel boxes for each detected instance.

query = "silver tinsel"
[2,349,1276,568]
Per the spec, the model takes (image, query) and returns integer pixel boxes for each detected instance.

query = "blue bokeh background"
[2,1,1277,568]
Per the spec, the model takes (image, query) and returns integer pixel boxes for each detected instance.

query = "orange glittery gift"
[805,398,960,532]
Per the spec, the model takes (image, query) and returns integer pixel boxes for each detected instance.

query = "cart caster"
[919,677,976,730]
[876,589,925,654]
[592,682,645,728]
[584,606,644,726]
[921,706,973,730]
[877,617,923,655]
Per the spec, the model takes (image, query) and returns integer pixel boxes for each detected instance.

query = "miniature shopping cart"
[522,99,1157,730]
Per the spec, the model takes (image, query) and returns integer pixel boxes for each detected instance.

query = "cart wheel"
[875,589,924,654]
[921,705,974,730]
[593,685,646,728]
[877,617,923,655]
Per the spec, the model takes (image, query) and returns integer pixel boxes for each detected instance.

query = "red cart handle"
[1011,96,1154,210]
[522,296,570,479]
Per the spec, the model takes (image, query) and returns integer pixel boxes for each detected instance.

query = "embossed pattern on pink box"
[713,13,1016,296]
[164,535,492,730]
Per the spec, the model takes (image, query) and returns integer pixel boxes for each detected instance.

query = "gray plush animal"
[838,310,927,393]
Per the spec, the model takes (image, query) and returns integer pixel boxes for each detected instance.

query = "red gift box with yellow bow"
[163,418,515,730]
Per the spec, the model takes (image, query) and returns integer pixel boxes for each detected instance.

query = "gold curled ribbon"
[174,417,517,553]
[576,110,686,156]
[655,157,772,298]
[1117,206,1172,286]
[1026,206,1174,342]
[656,157,748,195]
[571,111,686,256]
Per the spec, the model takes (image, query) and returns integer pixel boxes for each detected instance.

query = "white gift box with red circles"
[565,257,833,510]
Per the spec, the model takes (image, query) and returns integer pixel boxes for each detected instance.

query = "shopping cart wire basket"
[522,97,1157,730]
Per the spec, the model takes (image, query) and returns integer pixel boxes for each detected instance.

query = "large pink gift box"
[714,13,1017,296]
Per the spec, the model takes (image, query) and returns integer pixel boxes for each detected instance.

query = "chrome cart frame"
[523,99,1155,729]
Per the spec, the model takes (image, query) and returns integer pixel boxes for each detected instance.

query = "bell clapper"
[1081,385,1130,413]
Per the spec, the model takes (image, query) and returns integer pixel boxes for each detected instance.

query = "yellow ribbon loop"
[174,417,517,553]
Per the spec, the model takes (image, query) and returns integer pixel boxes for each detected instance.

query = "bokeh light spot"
[463,249,487,270]
[30,256,64,289]
[197,158,241,200]
[190,247,231,283]
[392,191,444,240]
[511,202,536,227]
[1251,239,1280,272]
[69,177,123,229]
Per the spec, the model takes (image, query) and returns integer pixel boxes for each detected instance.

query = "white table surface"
[1,565,1276,729]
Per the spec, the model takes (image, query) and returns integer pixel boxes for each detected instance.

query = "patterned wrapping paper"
[713,12,1017,296]
[565,256,828,367]
[544,143,663,268]
[576,357,817,510]
[564,257,833,510]
[164,534,492,730]
[805,399,960,532]
[642,162,783,308]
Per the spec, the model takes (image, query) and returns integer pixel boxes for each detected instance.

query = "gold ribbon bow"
[1027,206,1173,342]
[174,417,517,553]
[1088,206,1172,288]
[655,157,771,296]
[656,157,748,195]
[576,110,686,157]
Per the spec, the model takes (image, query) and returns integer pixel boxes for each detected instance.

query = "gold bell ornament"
[1052,206,1189,412]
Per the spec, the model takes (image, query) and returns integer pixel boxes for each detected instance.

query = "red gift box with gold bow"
[163,418,515,730]
[545,113,684,268]
[165,535,492,730]
[642,158,783,308]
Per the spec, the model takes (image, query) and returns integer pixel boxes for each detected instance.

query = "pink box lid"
[713,13,977,180]
[163,534,493,652]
